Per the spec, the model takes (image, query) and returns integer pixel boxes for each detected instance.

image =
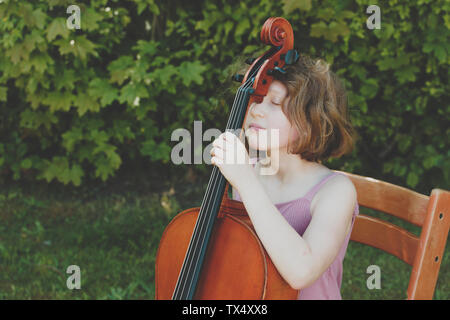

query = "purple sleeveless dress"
[232,171,359,300]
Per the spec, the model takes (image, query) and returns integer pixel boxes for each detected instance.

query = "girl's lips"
[249,123,265,131]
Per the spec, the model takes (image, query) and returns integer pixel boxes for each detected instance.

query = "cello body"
[155,195,299,299]
[155,17,300,300]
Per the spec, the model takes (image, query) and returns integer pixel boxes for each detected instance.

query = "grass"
[0,169,448,299]
[341,207,449,300]
[0,173,179,299]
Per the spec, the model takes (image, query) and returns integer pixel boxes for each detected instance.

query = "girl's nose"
[250,102,265,118]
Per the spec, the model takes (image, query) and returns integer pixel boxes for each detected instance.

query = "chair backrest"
[336,170,450,300]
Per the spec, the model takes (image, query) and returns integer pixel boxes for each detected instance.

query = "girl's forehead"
[268,80,287,96]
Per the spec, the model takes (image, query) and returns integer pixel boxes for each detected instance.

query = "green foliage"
[0,0,448,193]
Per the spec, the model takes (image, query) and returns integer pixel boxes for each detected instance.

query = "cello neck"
[171,83,255,300]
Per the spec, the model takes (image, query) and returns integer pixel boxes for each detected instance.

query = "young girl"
[210,54,359,300]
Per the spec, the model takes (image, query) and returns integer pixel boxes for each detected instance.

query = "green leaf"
[73,92,100,116]
[310,22,328,38]
[234,18,250,43]
[54,69,77,91]
[28,52,53,74]
[141,139,171,162]
[7,43,28,64]
[89,129,109,145]
[137,0,160,15]
[376,57,397,71]
[54,38,76,56]
[62,127,84,152]
[133,40,159,56]
[73,36,98,60]
[19,6,46,30]
[20,109,48,130]
[423,156,438,169]
[119,83,149,106]
[43,92,73,112]
[137,1,148,15]
[46,18,70,41]
[282,0,312,14]
[316,7,335,21]
[330,21,350,39]
[433,44,447,63]
[178,61,207,86]
[41,156,68,183]
[94,154,119,181]
[92,143,121,171]
[23,30,45,52]
[83,7,104,31]
[69,164,84,186]
[150,65,177,87]
[393,161,407,177]
[108,56,134,85]
[88,78,118,106]
[135,101,157,121]
[21,158,32,169]
[397,135,412,153]
[360,78,379,99]
[54,36,98,61]
[406,172,419,188]
[394,65,420,83]
[223,20,234,38]
[0,86,7,101]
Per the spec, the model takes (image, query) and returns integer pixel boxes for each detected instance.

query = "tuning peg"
[284,49,299,65]
[267,67,286,76]
[231,74,244,83]
[274,67,287,74]
[245,57,256,65]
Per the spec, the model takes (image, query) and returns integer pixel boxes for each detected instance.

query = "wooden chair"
[337,171,450,300]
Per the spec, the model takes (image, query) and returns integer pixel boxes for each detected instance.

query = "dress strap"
[303,172,340,202]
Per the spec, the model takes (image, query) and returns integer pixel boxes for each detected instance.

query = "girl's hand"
[210,131,255,191]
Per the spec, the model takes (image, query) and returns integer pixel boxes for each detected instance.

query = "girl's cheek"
[289,126,299,141]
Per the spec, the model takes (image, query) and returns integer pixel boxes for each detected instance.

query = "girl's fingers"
[211,156,223,166]
[212,136,225,149]
[213,132,239,149]
[210,146,225,159]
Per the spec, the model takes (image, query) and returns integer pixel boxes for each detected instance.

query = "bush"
[0,0,448,194]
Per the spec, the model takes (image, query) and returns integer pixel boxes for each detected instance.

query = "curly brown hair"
[273,53,355,162]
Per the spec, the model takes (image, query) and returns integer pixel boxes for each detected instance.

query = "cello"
[155,17,300,300]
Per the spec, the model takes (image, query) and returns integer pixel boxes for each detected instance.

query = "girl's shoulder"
[309,168,357,217]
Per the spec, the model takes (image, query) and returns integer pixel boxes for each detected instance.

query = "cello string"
[176,76,254,298]
[176,61,259,295]
[173,73,255,299]
[174,89,247,299]
[176,69,258,299]
[180,64,260,297]
[175,78,253,299]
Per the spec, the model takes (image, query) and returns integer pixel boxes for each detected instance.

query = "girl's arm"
[238,173,356,290]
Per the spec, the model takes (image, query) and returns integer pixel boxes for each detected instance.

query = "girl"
[210,54,359,300]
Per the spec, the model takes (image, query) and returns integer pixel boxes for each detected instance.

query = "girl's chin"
[247,141,269,151]
[247,138,280,151]
[248,143,278,152]
[246,128,285,150]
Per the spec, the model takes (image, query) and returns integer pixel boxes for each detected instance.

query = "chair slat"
[337,171,429,227]
[407,189,450,299]
[350,214,419,266]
